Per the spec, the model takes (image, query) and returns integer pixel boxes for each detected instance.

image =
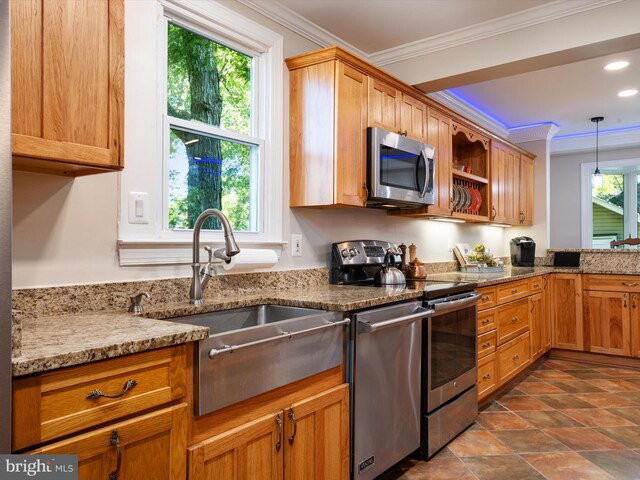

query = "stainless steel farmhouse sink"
[167,304,349,415]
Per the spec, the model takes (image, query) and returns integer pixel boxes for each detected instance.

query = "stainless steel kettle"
[374,251,406,286]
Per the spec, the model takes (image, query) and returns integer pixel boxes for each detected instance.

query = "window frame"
[580,158,640,248]
[118,0,284,266]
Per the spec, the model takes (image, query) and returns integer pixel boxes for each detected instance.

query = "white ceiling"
[243,0,640,142]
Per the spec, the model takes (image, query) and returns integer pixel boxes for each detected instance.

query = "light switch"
[128,192,149,224]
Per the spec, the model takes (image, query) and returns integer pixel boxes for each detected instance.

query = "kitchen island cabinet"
[11,0,124,175]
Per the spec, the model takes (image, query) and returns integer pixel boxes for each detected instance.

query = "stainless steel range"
[331,241,480,476]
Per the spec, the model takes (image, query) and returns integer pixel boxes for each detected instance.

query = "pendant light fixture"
[591,116,604,189]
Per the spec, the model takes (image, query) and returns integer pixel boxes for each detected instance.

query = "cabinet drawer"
[496,280,530,305]
[478,353,497,400]
[529,277,543,294]
[497,298,529,345]
[478,308,497,334]
[478,330,497,359]
[13,346,186,451]
[584,274,640,293]
[497,332,531,384]
[477,287,497,310]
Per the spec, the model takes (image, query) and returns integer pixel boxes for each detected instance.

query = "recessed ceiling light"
[604,61,629,71]
[618,89,638,97]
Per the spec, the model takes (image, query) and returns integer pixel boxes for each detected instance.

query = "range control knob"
[341,249,350,258]
[349,248,358,257]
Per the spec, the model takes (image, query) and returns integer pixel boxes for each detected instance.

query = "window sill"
[118,239,286,266]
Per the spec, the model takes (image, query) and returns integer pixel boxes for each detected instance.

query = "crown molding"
[370,0,622,66]
[508,123,560,144]
[236,0,367,58]
[551,127,640,154]
[428,91,509,138]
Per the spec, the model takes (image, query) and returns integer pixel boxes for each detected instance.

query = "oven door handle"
[429,293,482,315]
[357,307,433,333]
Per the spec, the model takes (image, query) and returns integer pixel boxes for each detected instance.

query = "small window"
[166,23,259,232]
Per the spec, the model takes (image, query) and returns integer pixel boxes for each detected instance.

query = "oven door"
[424,293,479,413]
[368,127,435,206]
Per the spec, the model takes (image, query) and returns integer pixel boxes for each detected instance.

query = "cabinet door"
[542,275,552,352]
[425,108,452,216]
[285,384,349,480]
[631,294,640,358]
[519,155,534,225]
[490,142,508,224]
[11,0,124,173]
[368,78,401,132]
[335,62,368,207]
[550,274,584,351]
[33,404,187,480]
[584,291,631,356]
[188,411,283,480]
[505,147,521,225]
[529,293,544,361]
[400,94,427,142]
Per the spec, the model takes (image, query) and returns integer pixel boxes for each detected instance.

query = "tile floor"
[381,358,640,480]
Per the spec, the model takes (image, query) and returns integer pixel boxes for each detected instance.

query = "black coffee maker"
[510,237,536,267]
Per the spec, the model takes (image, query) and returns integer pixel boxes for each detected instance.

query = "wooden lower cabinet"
[530,292,550,361]
[584,290,631,356]
[550,274,583,351]
[496,297,529,345]
[477,353,497,400]
[632,294,640,358]
[188,384,349,480]
[497,332,531,384]
[32,404,187,480]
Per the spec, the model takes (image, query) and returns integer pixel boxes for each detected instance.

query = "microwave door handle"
[418,153,434,198]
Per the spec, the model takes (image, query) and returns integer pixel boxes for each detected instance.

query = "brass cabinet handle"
[512,354,520,361]
[633,296,637,309]
[87,379,138,400]
[492,206,497,220]
[624,293,628,308]
[622,282,638,287]
[512,316,519,324]
[288,408,297,445]
[482,342,491,349]
[481,319,490,325]
[398,129,408,136]
[511,289,518,294]
[482,373,491,380]
[275,414,282,451]
[109,430,122,480]
[362,183,369,201]
[482,296,490,302]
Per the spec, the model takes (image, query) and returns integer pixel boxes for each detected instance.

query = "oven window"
[430,306,476,389]
[379,145,425,191]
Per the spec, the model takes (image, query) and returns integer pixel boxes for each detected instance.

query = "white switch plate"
[291,234,302,256]
[128,192,149,224]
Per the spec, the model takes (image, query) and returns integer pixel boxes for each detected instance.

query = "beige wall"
[12,0,529,289]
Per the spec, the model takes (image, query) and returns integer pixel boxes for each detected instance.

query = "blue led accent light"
[446,90,508,128]
[381,153,414,160]
[554,125,640,140]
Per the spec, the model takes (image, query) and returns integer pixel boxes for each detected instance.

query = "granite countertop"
[425,266,558,287]
[12,285,422,377]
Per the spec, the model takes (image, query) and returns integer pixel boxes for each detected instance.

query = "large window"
[166,23,258,232]
[118,1,283,266]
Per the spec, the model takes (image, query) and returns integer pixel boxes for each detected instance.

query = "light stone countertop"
[14,266,640,377]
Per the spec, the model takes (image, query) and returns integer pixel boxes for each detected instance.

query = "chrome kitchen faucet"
[190,209,240,305]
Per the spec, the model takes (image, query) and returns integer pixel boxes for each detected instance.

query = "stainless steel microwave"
[367,127,436,208]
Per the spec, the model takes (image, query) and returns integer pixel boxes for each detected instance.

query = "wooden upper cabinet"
[550,274,584,351]
[520,155,534,225]
[490,142,507,224]
[11,0,124,176]
[505,147,522,225]
[400,94,428,142]
[289,60,367,208]
[425,108,452,216]
[368,77,401,133]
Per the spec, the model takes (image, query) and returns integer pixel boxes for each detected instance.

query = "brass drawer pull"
[481,319,490,325]
[482,296,490,302]
[512,354,520,361]
[86,379,138,400]
[511,289,518,294]
[482,373,491,380]
[482,342,491,349]
[109,430,122,480]
[622,282,638,287]
[512,316,519,324]
[288,408,297,445]
[275,414,282,451]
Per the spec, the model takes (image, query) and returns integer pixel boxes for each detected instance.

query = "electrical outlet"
[291,234,303,257]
